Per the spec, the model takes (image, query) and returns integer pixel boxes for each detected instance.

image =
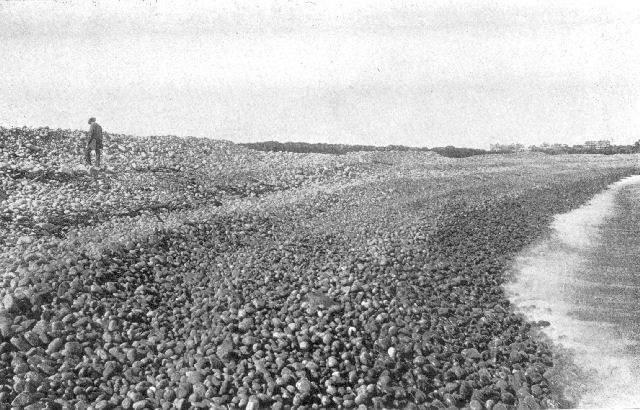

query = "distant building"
[584,140,611,150]
[490,143,525,152]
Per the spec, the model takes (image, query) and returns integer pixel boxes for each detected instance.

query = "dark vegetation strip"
[240,141,489,158]
[242,140,640,157]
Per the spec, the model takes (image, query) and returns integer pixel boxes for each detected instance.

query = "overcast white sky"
[2,0,640,148]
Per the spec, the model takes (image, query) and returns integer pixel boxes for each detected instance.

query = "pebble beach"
[1,126,640,409]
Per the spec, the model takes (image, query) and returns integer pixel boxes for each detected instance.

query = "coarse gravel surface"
[1,126,640,409]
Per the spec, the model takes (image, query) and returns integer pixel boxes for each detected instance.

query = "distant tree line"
[530,144,640,155]
[240,141,488,158]
[242,140,640,158]
[430,146,488,158]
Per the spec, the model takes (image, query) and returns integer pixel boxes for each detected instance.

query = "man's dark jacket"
[88,123,103,150]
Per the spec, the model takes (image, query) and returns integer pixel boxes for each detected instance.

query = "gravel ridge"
[1,126,639,409]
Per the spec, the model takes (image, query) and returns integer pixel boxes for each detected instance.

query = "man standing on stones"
[86,117,103,168]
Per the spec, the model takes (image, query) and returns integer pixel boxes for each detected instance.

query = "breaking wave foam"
[506,175,640,408]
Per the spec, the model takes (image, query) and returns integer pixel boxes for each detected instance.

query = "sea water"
[506,175,640,408]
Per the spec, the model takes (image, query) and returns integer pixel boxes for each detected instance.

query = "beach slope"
[1,127,639,408]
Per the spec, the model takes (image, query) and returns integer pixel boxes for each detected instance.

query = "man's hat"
[88,117,96,123]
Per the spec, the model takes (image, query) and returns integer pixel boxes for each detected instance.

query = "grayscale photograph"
[1,0,640,408]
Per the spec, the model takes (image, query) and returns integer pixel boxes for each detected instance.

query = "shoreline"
[506,175,640,408]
